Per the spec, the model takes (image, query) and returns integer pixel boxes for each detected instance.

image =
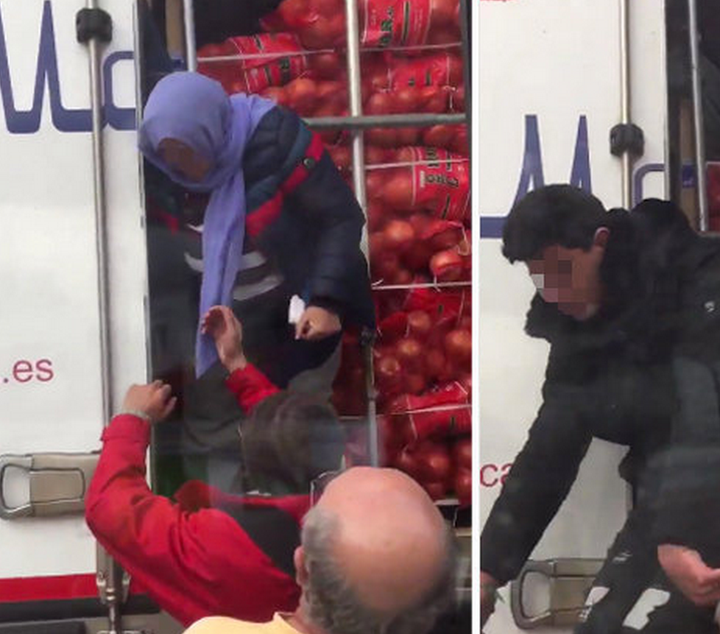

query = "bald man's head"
[297,468,456,634]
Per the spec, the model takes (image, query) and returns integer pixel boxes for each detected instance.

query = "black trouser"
[576,510,716,634]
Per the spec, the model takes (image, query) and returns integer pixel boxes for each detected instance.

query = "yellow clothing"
[185,613,301,634]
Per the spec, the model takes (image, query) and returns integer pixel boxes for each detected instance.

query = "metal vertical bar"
[459,0,471,154]
[84,0,120,631]
[688,0,709,230]
[618,0,632,209]
[344,0,367,213]
[183,0,197,71]
[343,0,376,466]
[86,0,113,445]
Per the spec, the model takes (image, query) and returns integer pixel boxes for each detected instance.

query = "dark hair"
[302,508,459,634]
[502,185,608,262]
[241,391,345,493]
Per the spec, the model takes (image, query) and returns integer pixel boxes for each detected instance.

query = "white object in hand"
[288,295,306,324]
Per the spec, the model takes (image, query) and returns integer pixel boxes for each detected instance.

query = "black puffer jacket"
[481,199,720,584]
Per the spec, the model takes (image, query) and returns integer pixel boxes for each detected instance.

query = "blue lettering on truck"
[0,1,135,134]
[480,114,592,238]
[513,114,592,204]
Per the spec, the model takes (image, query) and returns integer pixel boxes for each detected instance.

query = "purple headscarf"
[139,72,275,376]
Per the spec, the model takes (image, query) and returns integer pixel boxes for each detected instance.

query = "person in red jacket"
[85,306,345,626]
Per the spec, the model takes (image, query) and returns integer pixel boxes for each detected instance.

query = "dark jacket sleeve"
[287,148,369,315]
[650,355,720,565]
[480,375,593,585]
[245,107,374,327]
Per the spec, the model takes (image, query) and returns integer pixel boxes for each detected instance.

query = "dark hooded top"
[481,199,720,584]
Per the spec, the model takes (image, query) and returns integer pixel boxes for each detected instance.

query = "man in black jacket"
[481,185,720,633]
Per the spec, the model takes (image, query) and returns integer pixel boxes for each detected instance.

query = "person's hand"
[658,544,720,606]
[122,381,176,424]
[480,571,499,628]
[201,305,247,372]
[295,306,341,341]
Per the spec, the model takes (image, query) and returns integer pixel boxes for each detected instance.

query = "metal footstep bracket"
[510,558,604,629]
[0,452,99,519]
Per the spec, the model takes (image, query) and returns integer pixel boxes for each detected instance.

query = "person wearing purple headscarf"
[139,72,374,384]
[139,72,373,490]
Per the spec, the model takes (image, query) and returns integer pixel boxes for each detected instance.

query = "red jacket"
[85,365,310,626]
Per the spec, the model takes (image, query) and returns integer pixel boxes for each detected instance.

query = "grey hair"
[301,506,458,634]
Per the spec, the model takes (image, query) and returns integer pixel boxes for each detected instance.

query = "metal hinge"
[0,452,99,519]
[76,8,113,44]
[97,543,131,605]
[510,558,604,629]
[610,123,645,157]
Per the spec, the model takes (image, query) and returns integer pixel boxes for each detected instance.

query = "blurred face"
[526,230,608,321]
[158,138,212,182]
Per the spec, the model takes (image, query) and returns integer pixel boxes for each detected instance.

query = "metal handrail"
[305,113,466,129]
[688,0,709,230]
[618,0,632,208]
[183,0,197,70]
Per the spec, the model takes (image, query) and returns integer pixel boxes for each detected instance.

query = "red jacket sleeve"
[84,414,299,626]
[225,363,280,413]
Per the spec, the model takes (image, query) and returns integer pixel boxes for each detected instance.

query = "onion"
[375,354,403,393]
[402,242,433,272]
[382,172,414,210]
[277,0,313,27]
[453,438,472,470]
[425,348,447,381]
[428,27,460,46]
[372,251,401,281]
[368,231,386,258]
[394,87,421,113]
[423,125,454,148]
[366,92,395,115]
[396,127,420,146]
[366,202,386,232]
[430,0,459,26]
[420,86,448,114]
[395,337,424,371]
[429,249,464,281]
[406,311,433,341]
[428,225,463,252]
[309,0,341,18]
[298,16,339,49]
[365,170,387,200]
[444,329,472,370]
[383,219,416,253]
[447,53,464,85]
[390,268,413,285]
[395,448,421,478]
[403,372,427,395]
[365,146,388,165]
[309,51,343,78]
[422,480,447,501]
[285,78,317,115]
[365,128,399,148]
[417,443,453,483]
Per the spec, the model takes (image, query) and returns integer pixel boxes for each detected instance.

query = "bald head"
[315,467,448,612]
[296,467,455,634]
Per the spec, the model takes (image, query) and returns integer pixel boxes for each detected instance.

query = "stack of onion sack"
[198,36,466,147]
[260,0,461,49]
[364,149,471,285]
[332,286,472,505]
